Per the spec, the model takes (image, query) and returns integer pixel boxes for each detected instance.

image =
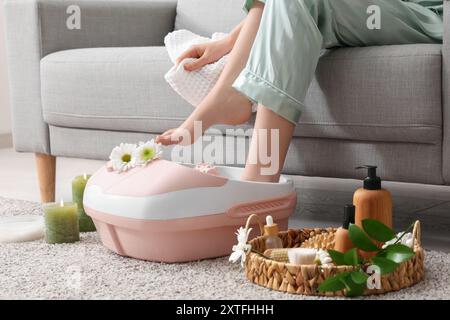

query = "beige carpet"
[1,196,449,300]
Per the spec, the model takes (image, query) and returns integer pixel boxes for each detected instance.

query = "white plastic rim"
[0,215,45,243]
[84,162,295,221]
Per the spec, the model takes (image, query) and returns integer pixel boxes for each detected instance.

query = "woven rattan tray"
[244,215,424,296]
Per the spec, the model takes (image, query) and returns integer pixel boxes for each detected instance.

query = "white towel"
[0,215,44,243]
[164,30,256,111]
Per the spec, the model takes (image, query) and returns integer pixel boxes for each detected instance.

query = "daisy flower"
[109,143,137,172]
[229,227,252,268]
[134,140,162,166]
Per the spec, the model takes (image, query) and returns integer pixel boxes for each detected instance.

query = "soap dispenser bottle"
[353,165,393,231]
[264,216,283,249]
[334,205,356,253]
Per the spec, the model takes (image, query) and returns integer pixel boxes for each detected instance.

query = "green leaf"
[318,273,348,293]
[383,244,415,264]
[327,250,346,266]
[362,219,396,243]
[344,248,359,266]
[319,272,367,297]
[343,273,366,297]
[372,256,398,275]
[349,224,379,252]
[350,271,369,285]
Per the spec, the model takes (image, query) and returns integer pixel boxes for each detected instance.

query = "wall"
[0,4,11,135]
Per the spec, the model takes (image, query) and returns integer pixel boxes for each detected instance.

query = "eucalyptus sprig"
[318,219,416,297]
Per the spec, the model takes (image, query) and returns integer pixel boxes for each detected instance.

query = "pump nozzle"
[356,165,381,190]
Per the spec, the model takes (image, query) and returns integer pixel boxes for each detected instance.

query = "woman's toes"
[156,129,185,146]
[156,135,174,146]
[156,129,174,144]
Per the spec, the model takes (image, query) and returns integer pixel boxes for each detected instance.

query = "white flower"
[229,227,252,267]
[195,163,216,174]
[315,249,333,266]
[382,232,414,249]
[134,140,162,166]
[109,143,138,172]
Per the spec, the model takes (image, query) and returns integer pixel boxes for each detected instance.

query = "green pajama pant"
[232,0,443,124]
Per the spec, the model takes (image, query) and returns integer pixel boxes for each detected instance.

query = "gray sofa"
[4,0,450,202]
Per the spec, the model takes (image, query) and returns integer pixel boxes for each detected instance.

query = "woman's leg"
[235,0,323,182]
[241,105,295,182]
[157,2,265,145]
[236,0,443,182]
[325,0,442,46]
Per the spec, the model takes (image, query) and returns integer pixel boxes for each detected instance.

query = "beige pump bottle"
[264,216,283,249]
[353,165,392,257]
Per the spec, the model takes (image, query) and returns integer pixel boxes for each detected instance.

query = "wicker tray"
[244,215,424,296]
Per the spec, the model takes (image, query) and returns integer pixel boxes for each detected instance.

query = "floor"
[2,197,448,299]
[1,147,449,252]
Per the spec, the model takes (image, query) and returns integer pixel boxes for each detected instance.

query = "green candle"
[44,201,79,244]
[72,174,96,232]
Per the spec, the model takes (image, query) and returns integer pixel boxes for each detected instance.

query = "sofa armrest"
[36,0,177,56]
[3,0,177,154]
[443,0,450,183]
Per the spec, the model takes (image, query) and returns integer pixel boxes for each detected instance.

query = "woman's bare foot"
[156,88,252,145]
[241,105,296,183]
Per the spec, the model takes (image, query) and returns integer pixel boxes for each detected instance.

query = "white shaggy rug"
[1,196,449,300]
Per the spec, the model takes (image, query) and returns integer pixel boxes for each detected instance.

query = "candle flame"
[60,199,64,207]
[83,173,87,180]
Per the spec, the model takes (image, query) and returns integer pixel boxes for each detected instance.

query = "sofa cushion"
[174,0,245,36]
[41,47,194,134]
[300,44,443,144]
[41,44,442,144]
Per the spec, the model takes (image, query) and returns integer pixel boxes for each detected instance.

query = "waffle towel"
[164,30,257,111]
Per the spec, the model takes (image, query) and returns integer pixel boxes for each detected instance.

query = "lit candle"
[72,173,96,232]
[44,200,79,244]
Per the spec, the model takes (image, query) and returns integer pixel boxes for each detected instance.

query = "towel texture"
[164,30,229,107]
[164,30,257,111]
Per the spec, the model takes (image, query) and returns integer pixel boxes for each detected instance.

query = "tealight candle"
[44,200,79,244]
[72,173,96,232]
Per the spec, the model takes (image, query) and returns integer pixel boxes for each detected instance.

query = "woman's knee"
[250,0,265,10]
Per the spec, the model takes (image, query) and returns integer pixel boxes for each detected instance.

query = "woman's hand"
[176,37,234,72]
[176,18,245,72]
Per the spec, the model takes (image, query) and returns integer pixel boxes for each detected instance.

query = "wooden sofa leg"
[35,153,56,203]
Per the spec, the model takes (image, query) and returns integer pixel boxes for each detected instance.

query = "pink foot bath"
[84,160,296,262]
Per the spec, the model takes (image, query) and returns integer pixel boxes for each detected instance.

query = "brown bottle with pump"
[353,165,392,257]
[334,205,356,253]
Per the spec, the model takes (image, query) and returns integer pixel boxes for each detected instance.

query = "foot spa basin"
[83,160,296,262]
